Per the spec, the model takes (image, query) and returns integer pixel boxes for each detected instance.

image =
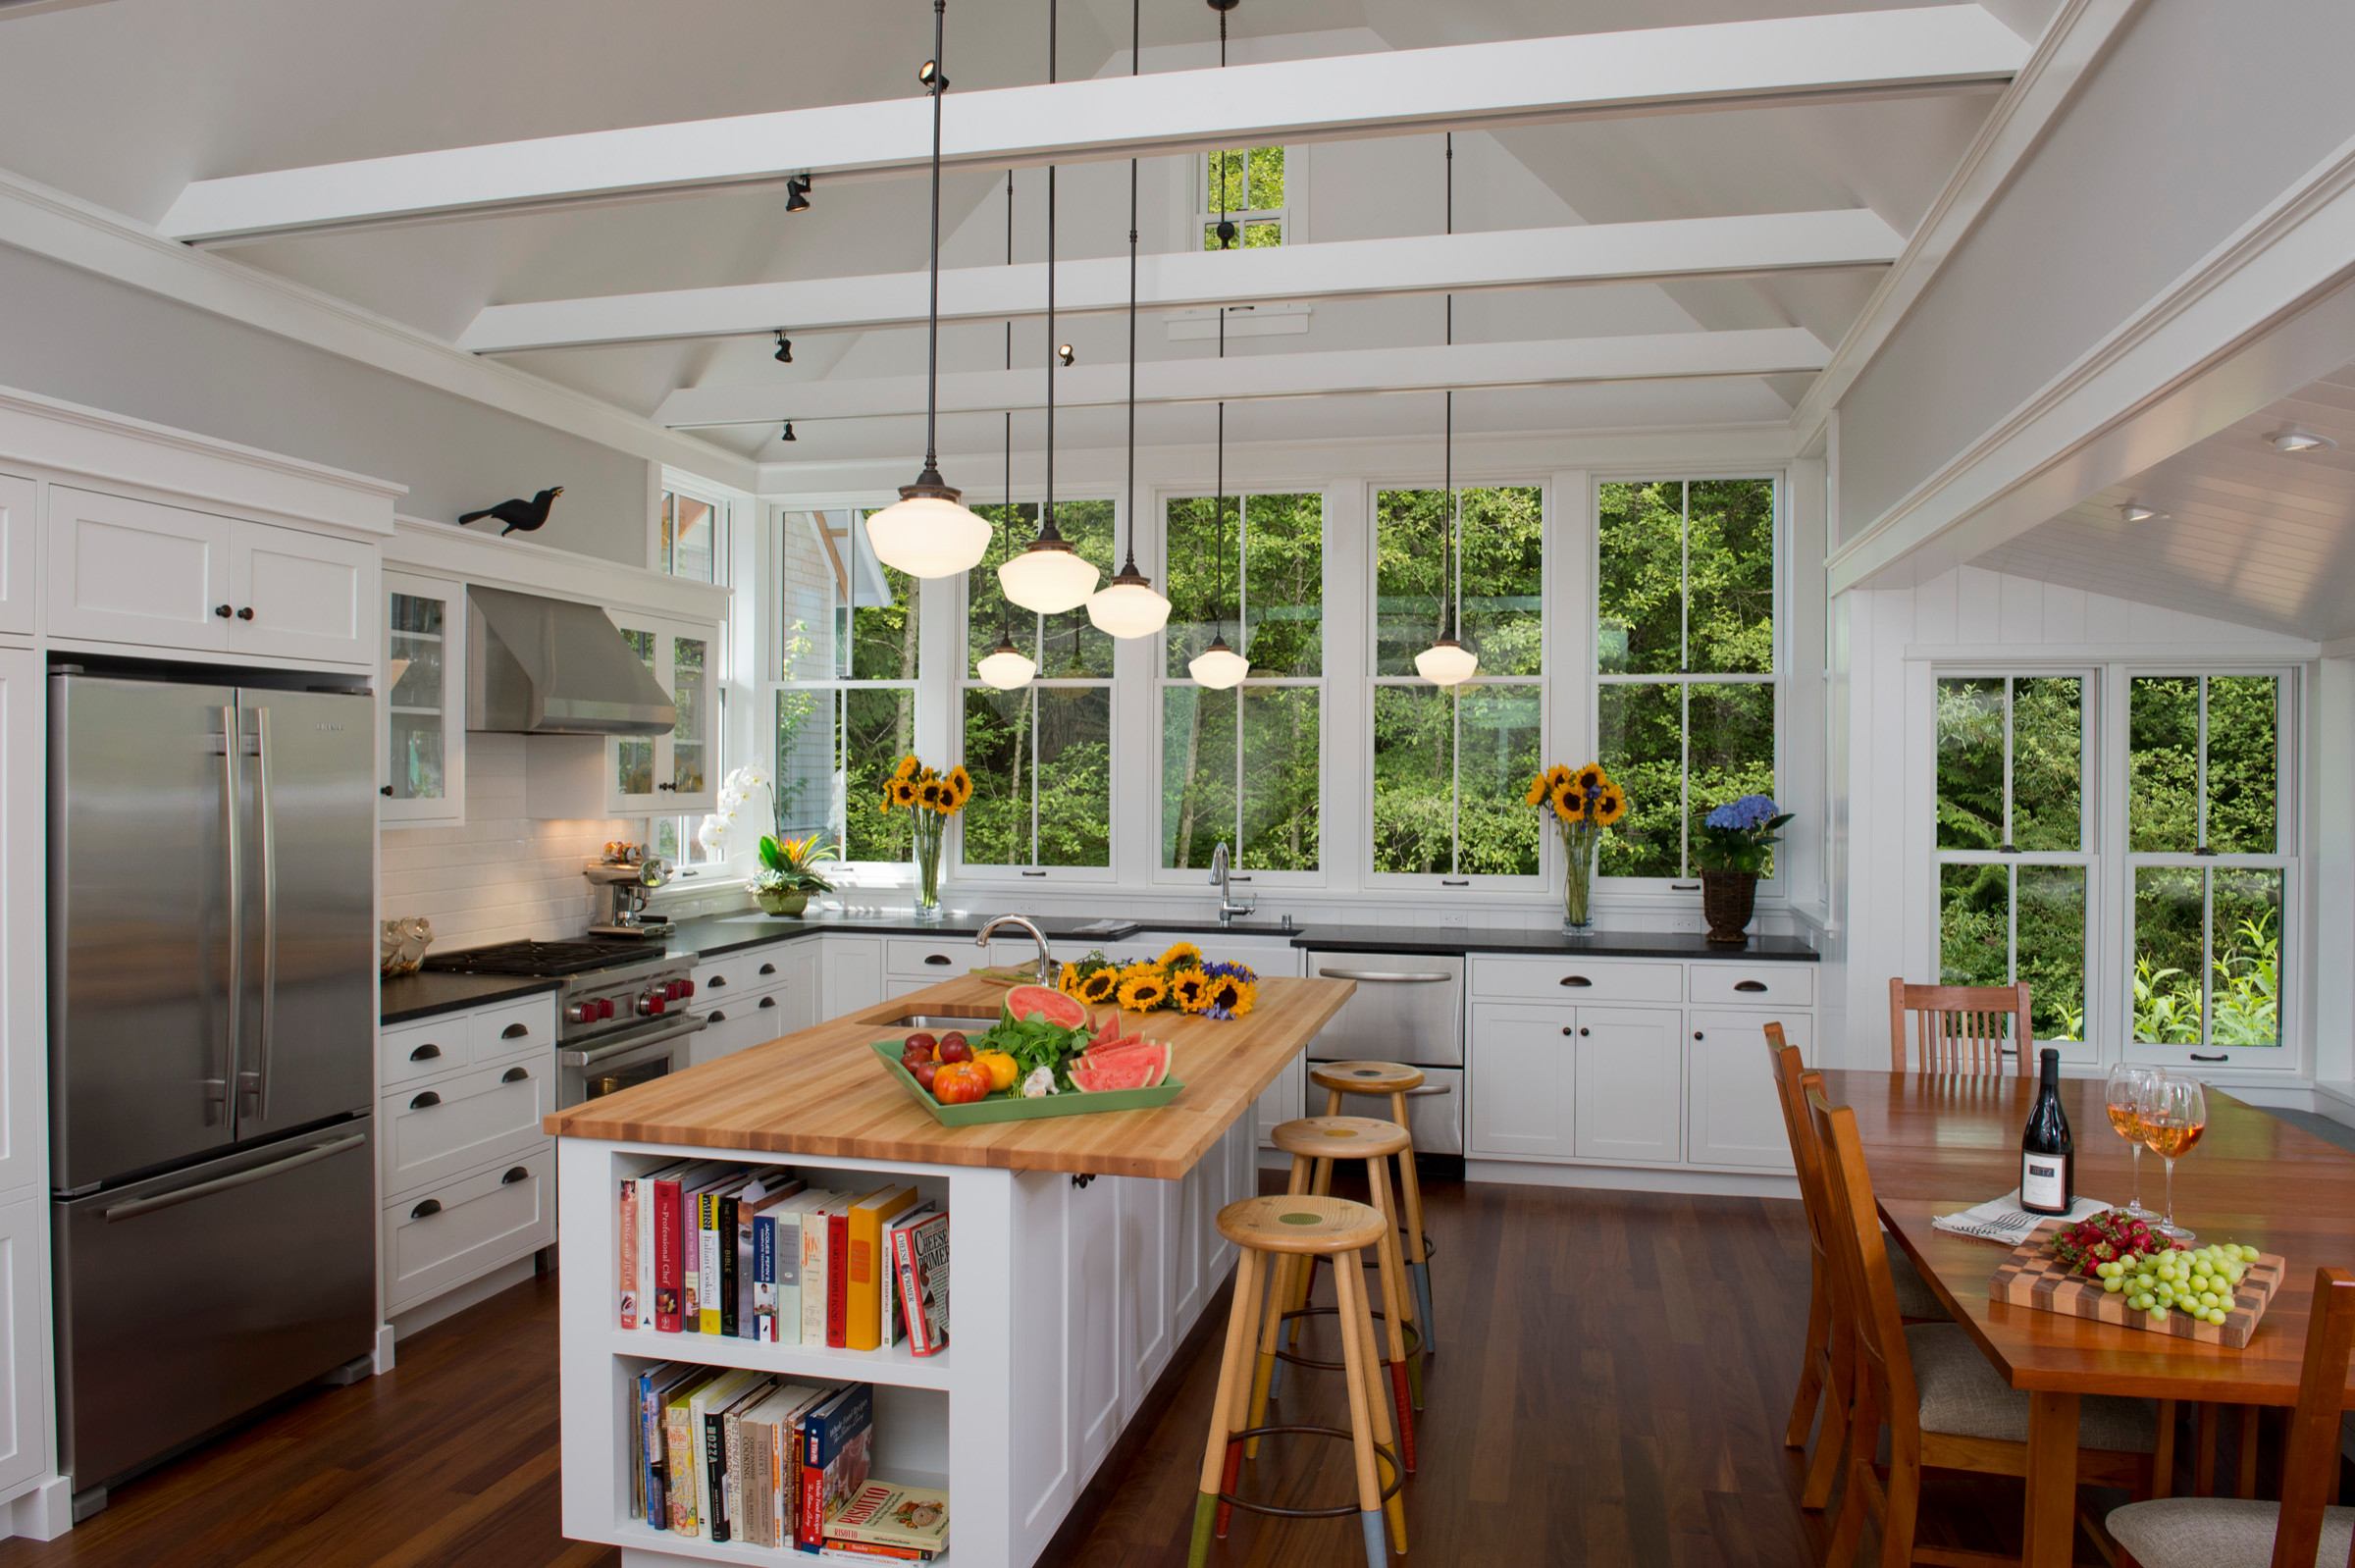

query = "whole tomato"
[906,1032,938,1056]
[931,1062,990,1105]
[973,1050,1019,1093]
[911,1059,941,1093]
[936,1035,974,1065]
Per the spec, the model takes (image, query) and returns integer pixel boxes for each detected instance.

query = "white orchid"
[696,814,727,855]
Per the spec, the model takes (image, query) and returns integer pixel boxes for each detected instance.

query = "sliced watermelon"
[1005,984,1087,1029]
[1089,1011,1124,1047]
[1078,1040,1170,1088]
[1070,1049,1168,1092]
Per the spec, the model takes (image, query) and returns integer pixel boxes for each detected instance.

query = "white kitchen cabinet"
[1467,1004,1577,1160]
[0,652,41,1203]
[0,1194,50,1499]
[779,941,822,1032]
[823,936,883,1017]
[380,572,465,827]
[0,474,32,637]
[1689,1010,1811,1170]
[1252,1055,1302,1150]
[1067,1171,1122,1482]
[606,614,717,815]
[45,488,374,665]
[1573,1007,1686,1165]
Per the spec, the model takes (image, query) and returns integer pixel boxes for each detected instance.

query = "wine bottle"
[2019,1046,2074,1217]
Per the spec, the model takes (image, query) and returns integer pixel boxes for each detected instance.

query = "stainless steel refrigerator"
[49,671,377,1510]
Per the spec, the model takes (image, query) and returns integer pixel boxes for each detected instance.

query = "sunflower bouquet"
[1525,762,1629,931]
[1060,940,1259,1022]
[880,756,971,915]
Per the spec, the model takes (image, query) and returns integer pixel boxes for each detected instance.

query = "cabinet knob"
[379,785,394,797]
[1561,1025,1573,1036]
[213,604,233,618]
[236,606,255,621]
[1693,1031,1704,1041]
[656,781,676,792]
[1581,1026,1590,1036]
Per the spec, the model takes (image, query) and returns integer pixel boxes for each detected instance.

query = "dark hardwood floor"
[0,1173,2303,1567]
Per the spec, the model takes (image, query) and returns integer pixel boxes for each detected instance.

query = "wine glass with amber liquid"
[2136,1072,2208,1242]
[2105,1064,2158,1219]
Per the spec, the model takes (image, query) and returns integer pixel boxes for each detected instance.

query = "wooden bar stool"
[1249,1117,1421,1471]
[1307,1061,1439,1359]
[1191,1194,1404,1568]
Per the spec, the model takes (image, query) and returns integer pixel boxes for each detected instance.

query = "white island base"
[557,1118,1259,1568]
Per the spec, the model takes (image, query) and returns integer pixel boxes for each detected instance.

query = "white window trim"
[1195,145,1291,249]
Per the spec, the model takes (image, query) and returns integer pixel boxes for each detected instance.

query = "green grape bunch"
[2091,1242,2262,1327]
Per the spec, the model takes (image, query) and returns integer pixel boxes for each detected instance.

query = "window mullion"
[2196,676,2210,850]
[2002,676,2015,848]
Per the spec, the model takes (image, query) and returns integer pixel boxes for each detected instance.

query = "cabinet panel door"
[823,937,883,1017]
[1252,1054,1302,1149]
[607,622,663,812]
[0,1194,49,1495]
[1689,1011,1812,1170]
[382,573,464,826]
[230,521,374,664]
[1466,1004,1575,1160]
[661,626,716,810]
[0,473,31,637]
[0,651,41,1197]
[1574,1007,1686,1165]
[47,487,231,650]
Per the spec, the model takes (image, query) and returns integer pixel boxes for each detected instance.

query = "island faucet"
[976,914,1058,988]
[1208,840,1256,929]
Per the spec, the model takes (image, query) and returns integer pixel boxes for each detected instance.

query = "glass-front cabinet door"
[381,572,466,826]
[603,615,718,817]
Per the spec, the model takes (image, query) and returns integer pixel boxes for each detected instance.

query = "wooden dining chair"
[1889,977,2033,1073]
[1807,1085,2175,1568]
[1764,1025,1950,1514]
[2107,1267,2355,1568]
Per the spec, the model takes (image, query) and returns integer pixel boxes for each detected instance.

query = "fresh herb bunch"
[1694,793,1794,875]
[972,1014,1094,1095]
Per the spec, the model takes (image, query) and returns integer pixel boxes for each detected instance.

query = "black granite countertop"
[381,970,565,1025]
[1291,925,1820,962]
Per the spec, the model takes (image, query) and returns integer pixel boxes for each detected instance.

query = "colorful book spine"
[900,1209,950,1356]
[801,1198,832,1347]
[825,1203,852,1348]
[654,1180,685,1333]
[699,1192,723,1335]
[799,1384,875,1549]
[664,1383,703,1533]
[892,1222,927,1356]
[719,1193,742,1338]
[755,1217,779,1343]
[619,1178,640,1330]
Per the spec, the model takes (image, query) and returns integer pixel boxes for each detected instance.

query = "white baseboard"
[389,1256,538,1342]
[4,1475,72,1541]
[372,1322,396,1376]
[1464,1158,1801,1201]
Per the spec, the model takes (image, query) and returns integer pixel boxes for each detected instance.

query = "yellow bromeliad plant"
[1526,760,1628,930]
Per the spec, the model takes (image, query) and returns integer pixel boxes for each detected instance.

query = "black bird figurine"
[458,487,563,536]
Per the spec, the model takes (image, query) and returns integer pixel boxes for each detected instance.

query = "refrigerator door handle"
[250,706,279,1124]
[100,1130,368,1224]
[213,705,240,1128]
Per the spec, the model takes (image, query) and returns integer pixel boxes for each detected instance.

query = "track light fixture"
[780,421,797,443]
[863,0,990,581]
[773,333,793,364]
[917,58,943,88]
[2119,501,2163,523]
[784,175,812,213]
[1058,343,1075,367]
[2268,427,2336,453]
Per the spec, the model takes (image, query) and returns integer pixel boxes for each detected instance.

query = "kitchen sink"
[881,1012,1000,1032]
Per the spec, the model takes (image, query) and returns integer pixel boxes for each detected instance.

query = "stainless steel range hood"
[465,586,675,736]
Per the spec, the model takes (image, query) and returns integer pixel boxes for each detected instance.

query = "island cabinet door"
[1689,1010,1810,1169]
[1467,1004,1577,1160]
[1573,1007,1686,1165]
[1116,1175,1176,1415]
[1068,1173,1122,1484]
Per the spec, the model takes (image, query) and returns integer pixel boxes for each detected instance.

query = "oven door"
[555,1016,706,1109]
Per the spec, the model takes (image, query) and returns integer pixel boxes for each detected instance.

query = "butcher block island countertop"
[542,971,1356,1179]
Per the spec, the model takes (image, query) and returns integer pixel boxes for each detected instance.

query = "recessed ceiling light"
[2267,428,2336,453]
[2119,501,2165,523]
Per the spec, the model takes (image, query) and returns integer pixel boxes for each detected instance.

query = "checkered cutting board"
[1987,1224,2286,1349]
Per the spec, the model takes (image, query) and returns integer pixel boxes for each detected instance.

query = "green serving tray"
[868,1040,1184,1124]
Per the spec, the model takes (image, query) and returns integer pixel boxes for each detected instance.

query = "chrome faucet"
[1208,840,1256,929]
[976,914,1058,988]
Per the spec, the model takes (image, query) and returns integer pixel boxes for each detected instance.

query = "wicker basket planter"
[1701,870,1759,944]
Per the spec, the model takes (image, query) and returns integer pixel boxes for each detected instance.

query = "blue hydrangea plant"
[1695,794,1794,876]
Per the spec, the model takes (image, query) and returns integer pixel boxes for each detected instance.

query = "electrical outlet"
[1434,910,1469,928]
[1669,915,1703,934]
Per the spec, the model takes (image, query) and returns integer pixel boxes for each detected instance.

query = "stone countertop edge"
[381,971,565,1025]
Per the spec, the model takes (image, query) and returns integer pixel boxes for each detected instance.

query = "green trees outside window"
[1596,478,1777,878]
[1202,146,1284,249]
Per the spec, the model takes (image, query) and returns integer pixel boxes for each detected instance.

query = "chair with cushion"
[1807,1085,2175,1567]
[1765,1025,1950,1512]
[2108,1267,2355,1568]
[1890,977,2032,1073]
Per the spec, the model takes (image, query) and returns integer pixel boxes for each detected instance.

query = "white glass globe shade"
[864,494,991,579]
[998,547,1101,614]
[1414,640,1479,687]
[1086,580,1172,639]
[1189,645,1250,690]
[975,647,1037,690]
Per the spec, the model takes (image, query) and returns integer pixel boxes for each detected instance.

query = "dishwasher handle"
[1403,1082,1452,1097]
[1316,967,1455,984]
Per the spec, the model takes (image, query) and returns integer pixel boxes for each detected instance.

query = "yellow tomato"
[973,1050,1019,1093]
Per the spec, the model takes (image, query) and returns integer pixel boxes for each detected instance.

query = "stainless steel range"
[421,939,706,1106]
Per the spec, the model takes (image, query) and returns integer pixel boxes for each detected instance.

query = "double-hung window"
[1200,146,1286,249]
[1596,478,1778,883]
[1934,674,2094,1044]
[960,500,1116,876]
[1160,492,1324,876]
[2125,674,2289,1056]
[768,508,920,866]
[1369,484,1544,881]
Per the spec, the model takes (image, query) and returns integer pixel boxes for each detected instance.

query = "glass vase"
[1562,827,1596,933]
[912,815,944,919]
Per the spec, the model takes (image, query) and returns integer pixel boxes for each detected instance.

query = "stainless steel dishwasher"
[1301,951,1463,1155]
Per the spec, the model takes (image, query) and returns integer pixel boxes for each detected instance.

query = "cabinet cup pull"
[213,603,233,618]
[925,955,951,966]
[758,963,776,976]
[410,1199,442,1220]
[501,1166,529,1185]
[707,975,727,988]
[236,606,254,621]
[501,1067,530,1083]
[707,1011,726,1023]
[408,1043,442,1062]
[501,1021,530,1039]
[1559,975,1593,988]
[758,995,777,1009]
[1734,979,1768,993]
[409,1091,441,1110]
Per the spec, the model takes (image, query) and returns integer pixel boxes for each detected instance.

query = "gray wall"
[0,241,650,564]
[1837,0,2355,542]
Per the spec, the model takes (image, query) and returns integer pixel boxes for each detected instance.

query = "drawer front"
[471,996,555,1067]
[1688,964,1815,1009]
[1470,955,1684,1005]
[382,1146,552,1316]
[381,1059,552,1199]
[694,943,793,1001]
[885,937,986,978]
[382,1016,469,1087]
[692,987,792,1066]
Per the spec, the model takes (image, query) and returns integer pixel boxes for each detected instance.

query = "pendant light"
[976,176,1036,691]
[1087,0,1172,640]
[1188,400,1249,689]
[1416,132,1479,689]
[997,3,1101,615]
[864,0,991,580]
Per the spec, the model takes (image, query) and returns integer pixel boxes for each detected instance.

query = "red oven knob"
[678,978,696,998]
[639,992,665,1017]
[664,980,683,1001]
[597,998,615,1020]
[566,1002,590,1024]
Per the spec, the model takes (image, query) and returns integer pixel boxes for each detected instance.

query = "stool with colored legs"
[1189,1194,1404,1568]
[1309,1060,1438,1361]
[1249,1117,1421,1469]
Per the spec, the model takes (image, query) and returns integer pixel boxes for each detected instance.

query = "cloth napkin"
[1931,1189,2111,1245]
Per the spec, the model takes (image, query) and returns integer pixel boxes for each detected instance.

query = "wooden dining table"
[1818,1068,2355,1568]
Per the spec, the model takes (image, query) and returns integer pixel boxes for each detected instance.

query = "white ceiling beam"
[458,209,1902,353]
[159,8,2025,244]
[656,328,1831,428]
